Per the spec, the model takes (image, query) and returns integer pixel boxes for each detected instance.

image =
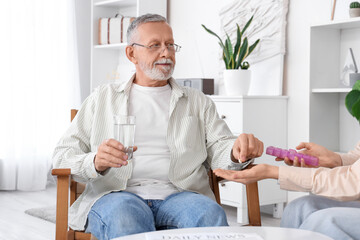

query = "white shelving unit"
[91,0,167,91]
[309,18,360,153]
[311,88,351,93]
[210,96,288,224]
[93,43,127,49]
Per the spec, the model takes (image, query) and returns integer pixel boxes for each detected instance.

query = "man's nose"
[160,45,172,57]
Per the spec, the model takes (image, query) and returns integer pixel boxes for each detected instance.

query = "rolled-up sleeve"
[279,159,360,201]
[339,141,360,166]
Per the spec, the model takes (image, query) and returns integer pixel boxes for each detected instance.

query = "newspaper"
[146,232,264,240]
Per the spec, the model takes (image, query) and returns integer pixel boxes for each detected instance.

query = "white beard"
[139,59,174,81]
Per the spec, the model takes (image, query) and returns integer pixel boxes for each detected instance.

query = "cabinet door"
[213,101,243,134]
[218,180,246,206]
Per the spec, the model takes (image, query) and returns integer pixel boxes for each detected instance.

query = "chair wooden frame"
[51,109,261,240]
[208,171,261,226]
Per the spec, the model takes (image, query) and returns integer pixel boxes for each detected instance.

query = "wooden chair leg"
[246,182,261,226]
[210,171,222,205]
[52,169,71,240]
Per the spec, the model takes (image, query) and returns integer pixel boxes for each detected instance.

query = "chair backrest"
[69,110,86,205]
[69,109,260,225]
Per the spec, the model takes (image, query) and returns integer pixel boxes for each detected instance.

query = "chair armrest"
[52,168,71,176]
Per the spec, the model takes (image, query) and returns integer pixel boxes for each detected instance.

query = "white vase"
[223,69,251,96]
[349,8,360,18]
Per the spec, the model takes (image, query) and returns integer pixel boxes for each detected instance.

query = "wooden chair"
[52,109,261,240]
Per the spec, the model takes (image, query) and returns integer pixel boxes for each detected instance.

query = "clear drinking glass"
[113,115,136,160]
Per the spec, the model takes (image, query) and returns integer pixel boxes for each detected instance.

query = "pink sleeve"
[279,160,360,201]
[338,141,360,166]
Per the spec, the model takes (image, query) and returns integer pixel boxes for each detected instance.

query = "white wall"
[168,0,234,94]
[74,0,91,103]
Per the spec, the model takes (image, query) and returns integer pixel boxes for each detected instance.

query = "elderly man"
[53,14,263,240]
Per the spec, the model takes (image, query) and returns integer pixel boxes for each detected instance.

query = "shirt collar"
[115,74,187,98]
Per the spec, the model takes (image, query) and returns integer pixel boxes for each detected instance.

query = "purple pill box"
[266,146,319,166]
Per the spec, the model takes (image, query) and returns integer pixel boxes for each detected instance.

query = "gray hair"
[127,14,167,44]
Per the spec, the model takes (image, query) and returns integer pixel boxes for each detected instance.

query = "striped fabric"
[52,75,237,230]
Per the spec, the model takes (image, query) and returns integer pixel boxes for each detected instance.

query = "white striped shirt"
[52,75,237,230]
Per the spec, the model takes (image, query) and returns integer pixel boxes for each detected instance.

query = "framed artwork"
[218,0,289,95]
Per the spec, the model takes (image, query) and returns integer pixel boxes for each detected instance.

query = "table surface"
[112,226,333,240]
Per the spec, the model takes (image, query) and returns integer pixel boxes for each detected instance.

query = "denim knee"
[299,208,351,240]
[281,195,319,228]
[285,195,320,213]
[156,192,228,228]
[86,192,156,240]
[301,208,337,230]
[184,199,228,227]
[199,201,228,227]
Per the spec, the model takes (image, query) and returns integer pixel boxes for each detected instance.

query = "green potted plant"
[202,16,260,95]
[349,1,360,18]
[345,80,360,123]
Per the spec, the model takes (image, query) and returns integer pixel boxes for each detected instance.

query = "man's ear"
[125,46,138,64]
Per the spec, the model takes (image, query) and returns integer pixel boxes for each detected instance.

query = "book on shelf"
[98,18,108,45]
[98,15,135,45]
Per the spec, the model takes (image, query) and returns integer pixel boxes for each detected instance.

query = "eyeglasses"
[131,43,181,53]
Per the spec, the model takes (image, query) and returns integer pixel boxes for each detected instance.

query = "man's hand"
[213,164,279,184]
[232,133,264,162]
[94,139,138,172]
[275,142,342,168]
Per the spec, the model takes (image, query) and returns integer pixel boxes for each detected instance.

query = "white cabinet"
[210,96,288,224]
[91,0,167,91]
[309,19,360,152]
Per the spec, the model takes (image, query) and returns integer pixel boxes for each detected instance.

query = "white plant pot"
[349,8,360,18]
[223,69,251,96]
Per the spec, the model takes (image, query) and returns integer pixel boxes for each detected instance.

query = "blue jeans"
[85,191,228,240]
[281,195,360,240]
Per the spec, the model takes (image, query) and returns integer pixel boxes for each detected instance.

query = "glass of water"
[113,115,136,160]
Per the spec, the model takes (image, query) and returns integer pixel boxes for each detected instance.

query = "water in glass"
[114,116,136,160]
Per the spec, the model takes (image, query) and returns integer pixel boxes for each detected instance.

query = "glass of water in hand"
[113,115,136,160]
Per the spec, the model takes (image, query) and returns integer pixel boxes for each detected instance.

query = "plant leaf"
[248,39,260,56]
[225,34,234,69]
[202,24,225,49]
[241,61,250,70]
[236,37,248,69]
[345,90,360,115]
[230,56,235,69]
[234,24,241,62]
[241,15,254,36]
[224,38,230,69]
[352,99,360,122]
[219,42,229,69]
